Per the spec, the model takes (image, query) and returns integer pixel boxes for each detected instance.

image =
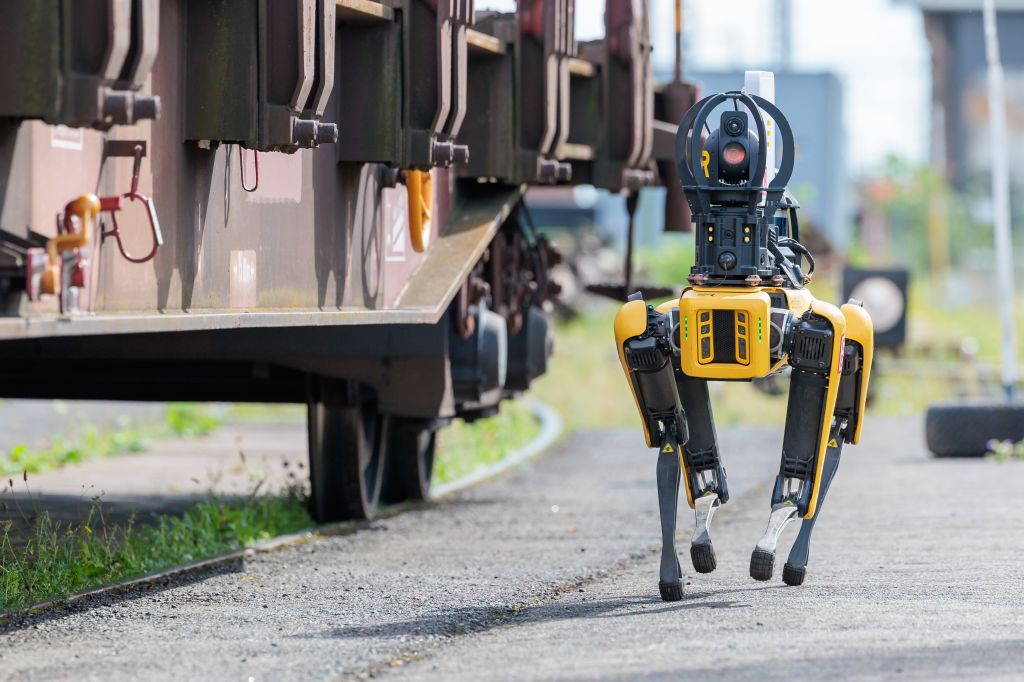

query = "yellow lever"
[41,194,101,295]
[406,170,433,253]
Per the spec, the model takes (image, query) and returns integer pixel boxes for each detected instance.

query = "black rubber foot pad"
[659,580,684,602]
[750,548,775,581]
[690,542,717,574]
[782,562,806,586]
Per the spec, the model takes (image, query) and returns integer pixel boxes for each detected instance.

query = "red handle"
[100,191,163,264]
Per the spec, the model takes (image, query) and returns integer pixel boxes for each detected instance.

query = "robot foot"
[659,579,684,602]
[782,562,806,586]
[690,493,720,573]
[750,503,799,581]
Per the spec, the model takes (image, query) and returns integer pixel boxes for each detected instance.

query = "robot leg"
[751,302,846,582]
[614,298,689,601]
[781,424,843,585]
[656,436,685,601]
[782,301,874,585]
[677,376,728,574]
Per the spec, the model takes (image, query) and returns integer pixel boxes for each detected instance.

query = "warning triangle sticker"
[661,443,675,453]
[828,438,839,448]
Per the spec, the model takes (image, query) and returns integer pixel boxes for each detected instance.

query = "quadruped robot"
[614,77,874,601]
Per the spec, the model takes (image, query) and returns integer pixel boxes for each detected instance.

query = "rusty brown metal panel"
[0,0,673,341]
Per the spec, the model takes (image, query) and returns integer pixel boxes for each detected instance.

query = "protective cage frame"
[673,92,796,217]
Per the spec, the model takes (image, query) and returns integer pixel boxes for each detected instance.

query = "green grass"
[0,399,542,613]
[0,427,149,477]
[987,439,1024,462]
[0,490,312,613]
[163,403,223,438]
[227,403,307,424]
[0,403,223,477]
[434,401,541,484]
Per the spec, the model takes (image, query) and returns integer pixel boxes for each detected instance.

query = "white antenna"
[743,70,777,187]
[983,0,1018,400]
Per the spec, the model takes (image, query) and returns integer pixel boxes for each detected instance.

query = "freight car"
[0,0,695,521]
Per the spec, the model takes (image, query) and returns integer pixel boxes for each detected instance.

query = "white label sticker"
[50,125,83,151]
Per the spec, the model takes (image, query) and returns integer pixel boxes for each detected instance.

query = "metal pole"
[775,0,792,71]
[983,0,1018,400]
[674,0,682,83]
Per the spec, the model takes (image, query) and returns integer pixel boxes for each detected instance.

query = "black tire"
[659,580,684,602]
[690,542,717,574]
[307,388,389,522]
[381,419,437,504]
[750,548,775,582]
[782,562,806,586]
[925,401,1024,458]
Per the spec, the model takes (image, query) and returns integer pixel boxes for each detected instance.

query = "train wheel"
[381,419,437,504]
[307,393,389,522]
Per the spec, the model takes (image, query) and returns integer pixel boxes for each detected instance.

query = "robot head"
[675,91,794,214]
[702,110,759,188]
[674,91,803,286]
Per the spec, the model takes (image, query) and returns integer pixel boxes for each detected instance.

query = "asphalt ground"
[2,415,1022,681]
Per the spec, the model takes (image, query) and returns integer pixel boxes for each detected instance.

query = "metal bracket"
[103,140,147,158]
[692,492,720,548]
[755,502,799,555]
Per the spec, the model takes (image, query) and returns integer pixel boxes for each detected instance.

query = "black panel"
[711,309,736,364]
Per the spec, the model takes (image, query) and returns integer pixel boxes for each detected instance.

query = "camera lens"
[722,142,746,166]
[725,117,744,136]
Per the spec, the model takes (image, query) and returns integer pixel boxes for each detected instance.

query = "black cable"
[778,237,815,278]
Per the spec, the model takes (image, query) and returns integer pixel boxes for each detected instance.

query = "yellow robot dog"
[615,86,873,601]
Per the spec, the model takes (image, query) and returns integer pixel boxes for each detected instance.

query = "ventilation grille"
[796,333,828,364]
[630,348,662,370]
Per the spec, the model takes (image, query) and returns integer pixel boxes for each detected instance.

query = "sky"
[477,0,932,175]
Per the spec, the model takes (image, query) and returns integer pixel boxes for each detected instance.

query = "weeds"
[434,401,541,484]
[0,487,312,613]
[163,403,223,438]
[986,439,1024,462]
[0,426,149,477]
[0,403,222,477]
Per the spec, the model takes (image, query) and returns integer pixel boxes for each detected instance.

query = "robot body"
[615,78,874,601]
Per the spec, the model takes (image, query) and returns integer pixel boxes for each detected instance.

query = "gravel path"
[2,416,1021,681]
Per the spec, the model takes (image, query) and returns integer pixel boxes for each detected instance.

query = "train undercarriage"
[0,0,695,520]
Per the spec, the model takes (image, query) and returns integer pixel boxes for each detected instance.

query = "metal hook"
[239,146,259,193]
[100,192,164,264]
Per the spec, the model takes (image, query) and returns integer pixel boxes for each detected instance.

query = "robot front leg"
[751,304,846,582]
[656,435,684,601]
[781,425,843,586]
[782,302,874,586]
[614,299,690,601]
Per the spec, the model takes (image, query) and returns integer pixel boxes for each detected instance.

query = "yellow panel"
[840,302,874,444]
[678,288,772,379]
[781,287,814,316]
[802,300,846,519]
[614,300,655,447]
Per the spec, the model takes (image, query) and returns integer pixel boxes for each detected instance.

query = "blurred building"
[906,0,1024,203]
